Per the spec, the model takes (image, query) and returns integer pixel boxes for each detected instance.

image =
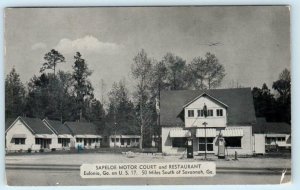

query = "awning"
[75,135,86,138]
[75,135,102,138]
[221,128,243,137]
[85,135,102,138]
[169,129,191,138]
[35,134,52,138]
[58,134,73,138]
[121,135,140,138]
[12,134,27,138]
[266,134,287,137]
[196,128,216,137]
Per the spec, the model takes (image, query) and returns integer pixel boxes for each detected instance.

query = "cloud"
[54,35,123,55]
[31,42,47,50]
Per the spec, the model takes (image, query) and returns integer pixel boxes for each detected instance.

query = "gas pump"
[218,137,225,158]
[187,137,193,158]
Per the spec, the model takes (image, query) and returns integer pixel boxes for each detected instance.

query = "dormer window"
[207,109,213,117]
[188,110,194,117]
[197,110,204,117]
[217,109,223,116]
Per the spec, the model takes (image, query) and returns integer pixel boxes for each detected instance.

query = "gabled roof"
[183,93,228,108]
[6,116,54,134]
[160,88,256,126]
[5,118,17,131]
[43,119,72,135]
[64,121,99,135]
[253,117,291,134]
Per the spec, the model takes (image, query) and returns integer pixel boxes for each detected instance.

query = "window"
[116,138,119,142]
[14,138,25,145]
[135,138,139,143]
[76,138,82,143]
[197,110,205,117]
[127,139,130,145]
[217,109,223,116]
[225,137,242,148]
[199,137,214,151]
[58,138,62,144]
[207,109,213,117]
[277,137,285,142]
[35,138,41,144]
[121,139,125,145]
[188,110,194,117]
[172,138,187,148]
[111,138,115,143]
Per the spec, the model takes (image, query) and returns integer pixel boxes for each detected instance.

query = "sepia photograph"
[4,6,291,185]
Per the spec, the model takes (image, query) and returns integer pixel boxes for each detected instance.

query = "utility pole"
[203,103,208,160]
[203,121,208,160]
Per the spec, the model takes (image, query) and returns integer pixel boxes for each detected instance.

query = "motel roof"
[43,119,72,135]
[160,88,256,126]
[5,118,16,131]
[252,117,291,134]
[64,121,99,135]
[5,116,54,134]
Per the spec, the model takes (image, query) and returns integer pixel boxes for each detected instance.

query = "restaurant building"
[160,88,256,156]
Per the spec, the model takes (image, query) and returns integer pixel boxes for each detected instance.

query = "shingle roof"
[20,117,54,134]
[253,117,291,134]
[5,118,17,131]
[44,119,72,135]
[64,122,99,135]
[160,88,256,126]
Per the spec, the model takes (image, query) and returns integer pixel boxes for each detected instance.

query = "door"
[41,139,51,149]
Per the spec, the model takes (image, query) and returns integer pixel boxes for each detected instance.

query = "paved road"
[5,165,291,185]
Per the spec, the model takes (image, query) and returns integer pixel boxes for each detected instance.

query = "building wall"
[161,126,253,156]
[74,138,101,149]
[5,119,60,152]
[161,127,187,155]
[109,136,140,148]
[6,120,37,152]
[185,96,227,128]
[222,126,253,155]
[253,134,266,154]
[265,134,291,148]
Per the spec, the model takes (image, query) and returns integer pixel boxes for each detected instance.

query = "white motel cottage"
[252,117,291,154]
[64,122,102,149]
[109,134,140,148]
[159,88,257,156]
[5,117,58,152]
[5,117,103,152]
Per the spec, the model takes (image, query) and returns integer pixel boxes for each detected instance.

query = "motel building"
[5,117,103,152]
[160,88,256,156]
[252,117,291,154]
[64,122,102,149]
[109,135,141,148]
[5,117,59,152]
[43,119,74,150]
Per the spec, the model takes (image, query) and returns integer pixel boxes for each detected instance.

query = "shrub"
[27,148,32,153]
[39,149,44,152]
[51,148,56,152]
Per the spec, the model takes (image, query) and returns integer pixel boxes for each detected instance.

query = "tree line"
[5,48,290,147]
[252,68,291,124]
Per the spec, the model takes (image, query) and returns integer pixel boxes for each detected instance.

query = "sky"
[4,6,290,104]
